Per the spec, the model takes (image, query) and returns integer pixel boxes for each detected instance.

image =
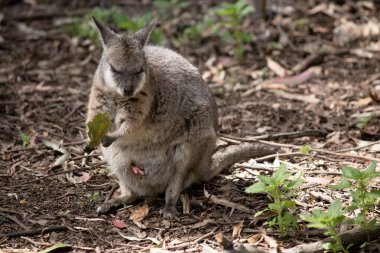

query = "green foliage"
[88,192,100,204]
[153,0,189,19]
[87,112,111,149]
[105,167,113,175]
[299,145,311,154]
[180,0,255,59]
[356,115,371,129]
[246,163,303,237]
[300,200,348,253]
[20,131,31,148]
[331,162,380,233]
[37,243,72,253]
[65,7,165,44]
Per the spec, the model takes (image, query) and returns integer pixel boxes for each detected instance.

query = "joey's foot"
[96,199,123,215]
[101,135,115,147]
[162,205,179,220]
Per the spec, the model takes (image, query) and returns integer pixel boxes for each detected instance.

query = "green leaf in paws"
[87,112,111,148]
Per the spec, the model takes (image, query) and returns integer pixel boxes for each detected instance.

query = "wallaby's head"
[93,17,157,97]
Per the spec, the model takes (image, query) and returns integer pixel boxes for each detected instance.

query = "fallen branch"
[215,233,269,253]
[204,189,255,214]
[219,134,380,163]
[220,130,327,141]
[291,50,348,74]
[0,212,29,230]
[0,225,68,238]
[282,225,380,253]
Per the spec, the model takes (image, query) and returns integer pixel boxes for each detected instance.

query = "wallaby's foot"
[96,194,135,215]
[101,135,116,147]
[162,204,179,220]
[83,144,94,153]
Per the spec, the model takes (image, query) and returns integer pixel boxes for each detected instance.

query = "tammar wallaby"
[86,18,275,218]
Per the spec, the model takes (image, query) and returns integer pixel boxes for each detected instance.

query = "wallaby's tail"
[207,142,278,180]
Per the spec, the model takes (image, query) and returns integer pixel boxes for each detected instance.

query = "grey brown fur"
[87,18,276,218]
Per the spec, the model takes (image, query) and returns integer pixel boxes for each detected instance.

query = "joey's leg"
[96,183,137,215]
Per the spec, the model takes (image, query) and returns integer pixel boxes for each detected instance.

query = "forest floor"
[1,0,380,252]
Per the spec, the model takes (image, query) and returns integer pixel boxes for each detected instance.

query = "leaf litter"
[0,0,380,252]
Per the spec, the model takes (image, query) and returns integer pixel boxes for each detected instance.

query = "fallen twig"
[0,225,68,238]
[246,130,327,140]
[282,225,380,253]
[0,212,29,230]
[165,227,218,250]
[204,189,255,214]
[291,50,348,74]
[219,134,380,163]
[1,162,106,189]
[215,233,269,253]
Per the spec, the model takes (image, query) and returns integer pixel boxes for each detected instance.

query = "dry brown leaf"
[232,220,244,238]
[129,203,149,222]
[247,233,263,244]
[112,219,128,229]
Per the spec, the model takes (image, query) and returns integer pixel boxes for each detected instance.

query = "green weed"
[20,131,31,148]
[301,200,348,253]
[65,7,165,44]
[331,162,380,249]
[246,163,303,237]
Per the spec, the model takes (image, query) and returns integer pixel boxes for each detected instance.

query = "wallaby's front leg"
[96,182,137,215]
[101,121,129,147]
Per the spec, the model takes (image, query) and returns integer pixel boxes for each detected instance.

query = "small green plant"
[331,162,380,248]
[246,163,303,237]
[299,145,312,154]
[300,200,348,253]
[180,0,254,59]
[356,115,372,129]
[88,192,100,204]
[105,167,113,175]
[153,0,189,19]
[212,0,255,58]
[65,7,165,44]
[20,131,31,148]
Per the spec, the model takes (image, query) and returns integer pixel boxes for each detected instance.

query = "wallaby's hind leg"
[96,181,137,215]
[163,171,186,219]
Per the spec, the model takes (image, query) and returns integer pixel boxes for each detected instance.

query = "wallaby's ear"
[92,17,117,46]
[134,19,157,46]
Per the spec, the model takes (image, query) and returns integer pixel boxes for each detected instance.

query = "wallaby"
[86,18,275,218]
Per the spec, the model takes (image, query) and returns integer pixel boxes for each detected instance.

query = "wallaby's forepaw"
[101,135,116,147]
[96,199,123,215]
[162,205,179,220]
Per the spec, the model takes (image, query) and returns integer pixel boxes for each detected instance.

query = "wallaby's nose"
[123,86,134,96]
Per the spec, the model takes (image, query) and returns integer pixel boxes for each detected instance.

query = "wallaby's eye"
[110,65,121,74]
[135,67,143,75]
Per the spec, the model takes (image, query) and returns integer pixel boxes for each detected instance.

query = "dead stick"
[239,130,328,140]
[219,134,380,163]
[1,163,106,189]
[291,50,348,74]
[282,225,380,253]
[0,212,29,230]
[0,225,68,238]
